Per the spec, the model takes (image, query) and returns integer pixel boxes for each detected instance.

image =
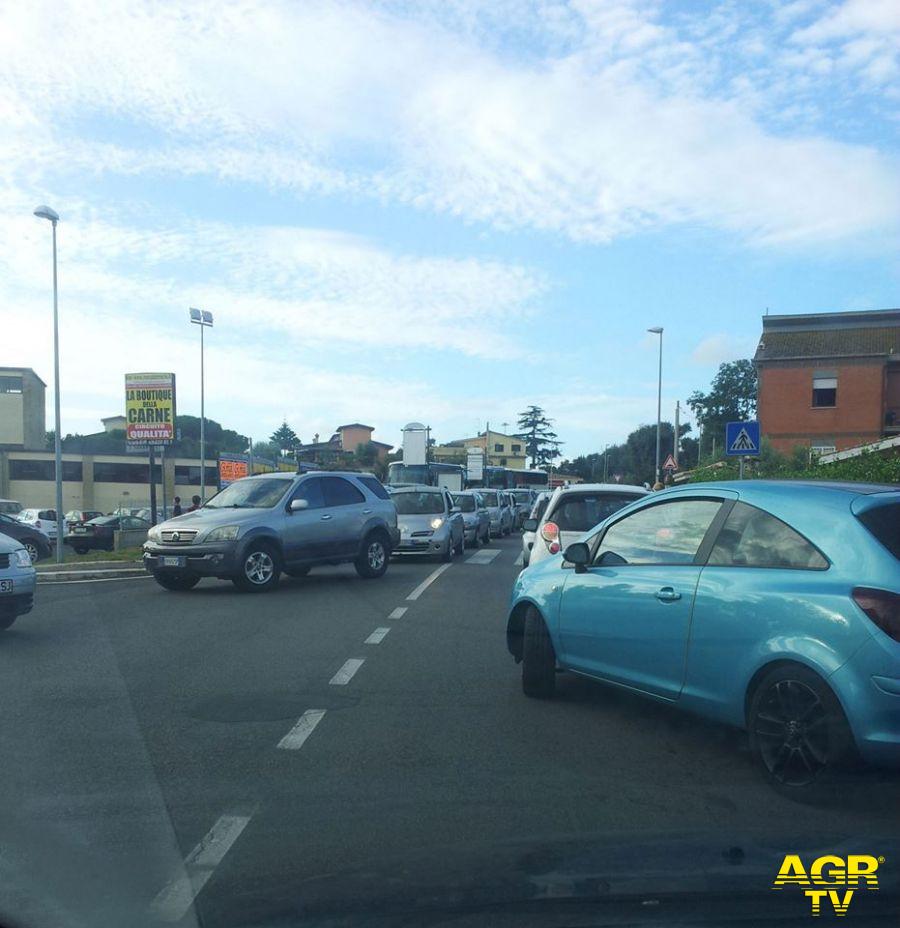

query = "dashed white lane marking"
[152,812,251,922]
[465,548,501,565]
[329,658,364,685]
[389,606,407,619]
[514,552,524,566]
[365,627,391,645]
[406,563,452,601]
[277,709,327,750]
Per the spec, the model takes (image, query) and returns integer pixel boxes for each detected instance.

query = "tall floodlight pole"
[189,308,214,502]
[648,327,663,485]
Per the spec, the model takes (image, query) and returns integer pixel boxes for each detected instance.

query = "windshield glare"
[205,478,291,509]
[393,492,445,515]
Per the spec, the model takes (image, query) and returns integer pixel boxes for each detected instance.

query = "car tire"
[469,530,479,549]
[73,545,89,555]
[355,532,389,579]
[454,532,465,556]
[154,572,201,592]
[232,542,281,592]
[482,527,491,545]
[285,566,311,578]
[22,540,41,563]
[748,663,856,801]
[522,607,556,698]
[439,538,453,563]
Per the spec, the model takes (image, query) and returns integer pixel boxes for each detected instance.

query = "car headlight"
[147,526,162,542]
[14,549,32,568]
[205,524,240,542]
[430,517,444,530]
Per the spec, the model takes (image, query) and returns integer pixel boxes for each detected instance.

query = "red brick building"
[755,309,900,454]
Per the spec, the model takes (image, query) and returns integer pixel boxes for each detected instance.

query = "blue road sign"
[726,420,760,456]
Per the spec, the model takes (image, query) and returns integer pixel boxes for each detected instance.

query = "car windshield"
[452,495,476,512]
[89,516,118,525]
[552,492,642,532]
[511,491,531,502]
[392,491,445,514]
[205,478,291,509]
[480,492,499,507]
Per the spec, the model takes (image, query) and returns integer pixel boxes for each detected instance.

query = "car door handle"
[362,509,372,514]
[655,587,681,603]
[320,514,333,521]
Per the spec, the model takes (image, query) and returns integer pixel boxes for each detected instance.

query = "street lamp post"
[34,206,64,563]
[189,308,214,502]
[603,443,610,482]
[648,327,663,485]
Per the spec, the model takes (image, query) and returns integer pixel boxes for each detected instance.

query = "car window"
[39,510,56,520]
[452,495,475,512]
[530,496,550,521]
[393,492,445,514]
[594,499,722,566]
[481,491,499,507]
[551,492,642,533]
[0,514,16,525]
[292,477,326,510]
[707,502,828,570]
[357,475,390,500]
[857,502,900,561]
[205,477,290,509]
[322,476,366,507]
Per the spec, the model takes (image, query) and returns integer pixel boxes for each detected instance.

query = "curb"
[37,568,148,583]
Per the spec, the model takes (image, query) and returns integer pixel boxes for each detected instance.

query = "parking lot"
[1,534,898,926]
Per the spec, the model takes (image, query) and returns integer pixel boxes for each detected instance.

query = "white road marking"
[329,658,364,685]
[388,606,407,619]
[465,548,501,565]
[406,563,452,600]
[152,813,251,922]
[514,552,524,566]
[365,627,391,645]
[277,709,327,750]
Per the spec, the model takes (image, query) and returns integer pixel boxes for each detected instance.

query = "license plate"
[73,526,87,533]
[0,580,12,593]
[162,556,186,567]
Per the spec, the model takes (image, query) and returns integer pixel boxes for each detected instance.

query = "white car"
[523,483,648,567]
[0,499,22,517]
[17,508,60,541]
[521,491,552,567]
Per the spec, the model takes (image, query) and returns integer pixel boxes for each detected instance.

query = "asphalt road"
[1,535,898,928]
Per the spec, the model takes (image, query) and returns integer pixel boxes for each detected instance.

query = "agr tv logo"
[773,854,883,916]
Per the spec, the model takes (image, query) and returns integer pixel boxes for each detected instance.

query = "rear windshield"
[551,492,642,532]
[452,495,476,512]
[481,492,499,507]
[511,490,532,502]
[857,503,900,560]
[393,492,445,515]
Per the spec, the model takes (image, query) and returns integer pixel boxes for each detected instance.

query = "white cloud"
[689,334,756,367]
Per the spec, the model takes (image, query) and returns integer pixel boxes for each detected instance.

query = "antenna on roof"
[765,306,769,316]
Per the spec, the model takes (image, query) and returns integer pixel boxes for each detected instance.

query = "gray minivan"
[143,471,399,592]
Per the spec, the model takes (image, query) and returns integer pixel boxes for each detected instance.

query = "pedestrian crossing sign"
[726,420,760,456]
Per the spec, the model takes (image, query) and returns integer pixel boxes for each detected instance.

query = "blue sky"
[2,0,898,457]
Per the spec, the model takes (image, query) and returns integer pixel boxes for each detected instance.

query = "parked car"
[65,514,150,554]
[0,532,36,630]
[524,483,648,567]
[500,491,517,535]
[451,490,491,548]
[521,491,552,567]
[509,489,536,530]
[143,471,399,592]
[16,508,60,541]
[507,480,900,795]
[0,513,52,563]
[0,499,23,517]
[392,485,466,561]
[64,509,104,532]
[478,490,508,538]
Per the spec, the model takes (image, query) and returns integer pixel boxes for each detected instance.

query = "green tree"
[250,439,281,462]
[687,359,758,460]
[516,406,561,469]
[270,420,299,455]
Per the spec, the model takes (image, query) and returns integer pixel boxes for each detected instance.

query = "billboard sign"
[125,373,176,447]
[219,453,250,487]
[467,447,484,481]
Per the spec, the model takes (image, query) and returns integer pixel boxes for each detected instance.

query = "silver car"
[451,490,491,548]
[143,471,399,593]
[0,532,36,630]
[521,490,552,567]
[391,485,466,561]
[509,488,535,530]
[478,489,509,538]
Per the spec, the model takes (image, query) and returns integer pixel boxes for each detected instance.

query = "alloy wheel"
[367,541,385,572]
[244,550,275,585]
[24,542,39,563]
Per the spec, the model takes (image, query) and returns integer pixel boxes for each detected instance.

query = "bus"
[477,466,549,490]
[386,461,466,491]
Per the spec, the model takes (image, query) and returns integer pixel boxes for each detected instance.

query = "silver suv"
[143,471,399,593]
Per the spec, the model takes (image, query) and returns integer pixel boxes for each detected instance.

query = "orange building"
[755,309,900,454]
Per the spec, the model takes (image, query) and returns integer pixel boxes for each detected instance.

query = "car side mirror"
[289,498,309,512]
[564,541,591,573]
[523,518,538,532]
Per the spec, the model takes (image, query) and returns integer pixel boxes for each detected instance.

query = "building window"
[9,459,82,481]
[494,443,504,452]
[511,444,521,453]
[94,461,150,484]
[174,465,220,486]
[812,373,837,408]
[0,375,23,393]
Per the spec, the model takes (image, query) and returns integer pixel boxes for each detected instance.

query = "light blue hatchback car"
[507,481,900,794]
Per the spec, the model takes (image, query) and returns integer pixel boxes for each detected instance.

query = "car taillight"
[853,587,900,642]
[541,521,560,552]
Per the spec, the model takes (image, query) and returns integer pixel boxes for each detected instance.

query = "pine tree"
[516,406,561,469]
[270,420,299,455]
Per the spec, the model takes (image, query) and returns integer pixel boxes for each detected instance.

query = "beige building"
[432,429,527,469]
[0,368,46,451]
